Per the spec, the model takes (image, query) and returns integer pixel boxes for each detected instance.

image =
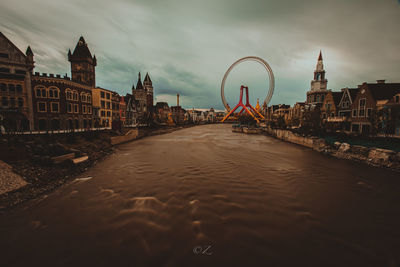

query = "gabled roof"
[367,83,400,100]
[348,88,358,102]
[0,32,27,59]
[71,36,93,58]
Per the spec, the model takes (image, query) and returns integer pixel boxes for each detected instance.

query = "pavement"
[0,160,27,195]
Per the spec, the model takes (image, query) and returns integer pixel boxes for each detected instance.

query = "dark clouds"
[0,0,399,109]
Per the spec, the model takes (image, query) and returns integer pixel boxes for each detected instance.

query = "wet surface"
[1,124,400,267]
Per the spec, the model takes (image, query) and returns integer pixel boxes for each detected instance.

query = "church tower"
[310,51,327,91]
[68,36,96,87]
[306,51,328,104]
[144,72,153,112]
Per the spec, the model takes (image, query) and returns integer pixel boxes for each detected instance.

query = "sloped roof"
[136,73,144,90]
[332,92,342,106]
[347,88,358,102]
[71,36,93,58]
[144,72,152,83]
[367,83,400,100]
[0,32,27,59]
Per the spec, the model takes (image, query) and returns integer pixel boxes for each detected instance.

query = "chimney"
[177,93,180,107]
[376,80,386,84]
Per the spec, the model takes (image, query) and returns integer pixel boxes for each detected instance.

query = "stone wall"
[263,128,400,171]
[110,129,139,145]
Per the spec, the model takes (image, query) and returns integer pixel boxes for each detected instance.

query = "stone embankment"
[264,128,400,172]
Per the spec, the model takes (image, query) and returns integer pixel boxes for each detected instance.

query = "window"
[0,67,9,72]
[367,108,372,117]
[359,98,366,107]
[396,95,400,103]
[8,84,15,93]
[82,105,87,114]
[0,53,9,58]
[16,85,23,93]
[15,70,26,75]
[0,83,6,92]
[107,111,111,117]
[10,97,16,107]
[101,91,105,98]
[81,93,86,102]
[101,100,105,108]
[88,106,92,114]
[87,95,91,103]
[316,95,320,102]
[106,102,110,109]
[73,91,78,101]
[41,88,47,98]
[359,109,365,117]
[74,104,79,113]
[352,109,357,117]
[48,87,59,99]
[37,102,46,112]
[2,97,8,106]
[321,95,325,102]
[331,112,335,117]
[36,88,41,97]
[18,98,23,107]
[67,103,72,113]
[50,102,59,113]
[65,89,72,100]
[101,110,105,116]
[106,93,110,99]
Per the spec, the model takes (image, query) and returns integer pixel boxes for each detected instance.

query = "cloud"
[1,0,399,109]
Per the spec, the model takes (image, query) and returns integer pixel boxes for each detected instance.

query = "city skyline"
[0,0,399,109]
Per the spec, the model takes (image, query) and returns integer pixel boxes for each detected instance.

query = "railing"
[1,127,111,135]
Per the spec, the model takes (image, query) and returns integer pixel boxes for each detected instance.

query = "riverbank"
[0,125,193,210]
[262,128,400,172]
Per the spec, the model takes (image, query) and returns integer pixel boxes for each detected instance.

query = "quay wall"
[263,128,400,172]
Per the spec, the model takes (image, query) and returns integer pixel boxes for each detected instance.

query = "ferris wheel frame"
[220,56,275,111]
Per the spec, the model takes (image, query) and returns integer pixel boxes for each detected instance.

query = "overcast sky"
[1,0,399,109]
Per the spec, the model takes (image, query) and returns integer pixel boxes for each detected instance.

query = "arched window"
[48,86,60,99]
[73,90,78,101]
[65,88,72,100]
[81,92,86,102]
[34,85,46,98]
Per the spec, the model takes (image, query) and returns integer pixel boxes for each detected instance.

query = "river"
[1,124,400,267]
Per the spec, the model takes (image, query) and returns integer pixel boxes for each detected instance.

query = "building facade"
[0,32,34,131]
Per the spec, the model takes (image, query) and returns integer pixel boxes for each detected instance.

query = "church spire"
[318,50,323,61]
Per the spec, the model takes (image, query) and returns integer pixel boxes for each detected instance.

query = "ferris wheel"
[220,56,275,113]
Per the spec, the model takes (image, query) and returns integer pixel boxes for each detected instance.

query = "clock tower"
[68,36,97,87]
[306,51,329,104]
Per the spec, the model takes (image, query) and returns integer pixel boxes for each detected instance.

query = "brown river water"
[1,124,400,267]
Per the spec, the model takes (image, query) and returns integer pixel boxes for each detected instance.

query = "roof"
[0,32,27,59]
[347,88,358,101]
[71,36,93,58]
[366,83,400,100]
[318,50,323,61]
[144,72,152,83]
[136,72,143,90]
[332,91,342,106]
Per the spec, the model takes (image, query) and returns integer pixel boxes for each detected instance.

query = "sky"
[1,0,399,109]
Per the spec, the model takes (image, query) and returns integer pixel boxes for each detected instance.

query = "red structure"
[221,86,265,122]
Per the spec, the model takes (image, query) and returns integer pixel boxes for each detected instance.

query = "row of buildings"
[0,32,158,132]
[265,52,400,136]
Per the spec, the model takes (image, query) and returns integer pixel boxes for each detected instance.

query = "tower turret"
[68,36,96,87]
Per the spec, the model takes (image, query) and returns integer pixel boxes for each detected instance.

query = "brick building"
[0,32,34,131]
